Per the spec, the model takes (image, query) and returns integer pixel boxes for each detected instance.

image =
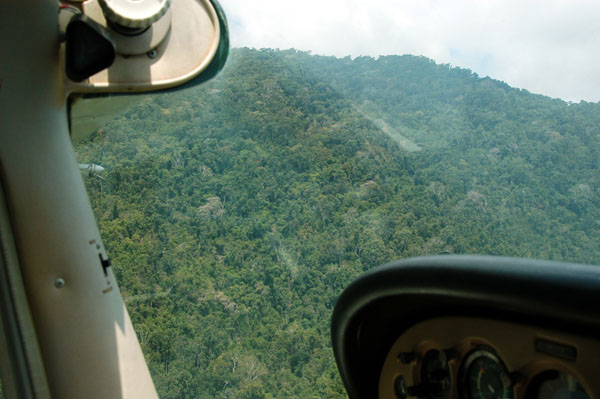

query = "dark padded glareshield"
[330,255,600,399]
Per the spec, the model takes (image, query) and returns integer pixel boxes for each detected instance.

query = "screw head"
[54,278,65,288]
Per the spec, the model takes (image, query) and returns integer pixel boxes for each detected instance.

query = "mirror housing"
[62,0,228,94]
[331,255,600,399]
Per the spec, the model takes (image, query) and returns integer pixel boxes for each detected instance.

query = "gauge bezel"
[459,344,513,399]
[524,369,590,399]
[520,359,591,399]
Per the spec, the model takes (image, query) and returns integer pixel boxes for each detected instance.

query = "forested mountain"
[74,48,600,398]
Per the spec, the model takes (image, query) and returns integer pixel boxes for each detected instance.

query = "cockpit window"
[72,2,600,397]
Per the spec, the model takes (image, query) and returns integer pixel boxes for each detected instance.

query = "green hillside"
[74,48,600,398]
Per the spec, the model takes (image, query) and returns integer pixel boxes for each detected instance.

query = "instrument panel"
[379,317,597,399]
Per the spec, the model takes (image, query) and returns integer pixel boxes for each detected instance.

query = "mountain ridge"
[74,47,600,399]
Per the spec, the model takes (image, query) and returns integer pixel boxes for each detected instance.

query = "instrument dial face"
[460,346,513,399]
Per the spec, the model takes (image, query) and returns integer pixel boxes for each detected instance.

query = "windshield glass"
[72,2,600,398]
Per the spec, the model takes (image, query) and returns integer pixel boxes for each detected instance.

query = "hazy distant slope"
[75,48,600,399]
[285,49,600,259]
[292,51,600,149]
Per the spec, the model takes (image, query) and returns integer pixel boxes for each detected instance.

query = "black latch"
[98,253,112,277]
[65,13,116,82]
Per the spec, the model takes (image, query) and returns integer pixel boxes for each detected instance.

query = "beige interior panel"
[0,1,159,397]
[379,317,599,399]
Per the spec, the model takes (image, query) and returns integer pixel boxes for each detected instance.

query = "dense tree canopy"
[74,48,600,398]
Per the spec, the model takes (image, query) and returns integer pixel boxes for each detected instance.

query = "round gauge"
[459,345,513,399]
[524,370,589,399]
[421,349,451,399]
